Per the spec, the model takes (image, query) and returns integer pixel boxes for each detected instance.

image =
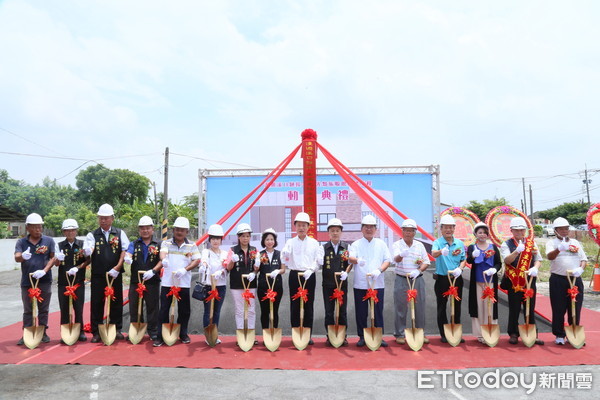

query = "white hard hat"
[263,228,277,237]
[138,216,154,226]
[236,223,252,234]
[25,213,44,225]
[439,215,456,226]
[473,222,489,232]
[97,204,114,216]
[553,217,570,229]
[402,219,418,229]
[361,214,377,225]
[327,218,343,229]
[510,217,527,229]
[294,212,311,224]
[208,224,224,237]
[173,217,190,229]
[61,219,79,230]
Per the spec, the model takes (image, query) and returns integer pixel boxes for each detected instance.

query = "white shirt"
[500,240,543,263]
[84,228,130,252]
[349,237,391,289]
[201,248,228,286]
[282,236,324,271]
[160,239,201,288]
[546,237,587,276]
[392,239,430,276]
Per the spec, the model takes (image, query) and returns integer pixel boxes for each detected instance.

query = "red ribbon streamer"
[136,282,147,299]
[242,288,255,305]
[362,288,379,303]
[292,287,309,303]
[406,289,418,303]
[167,286,181,300]
[261,288,278,303]
[329,288,345,305]
[28,287,43,302]
[567,286,579,301]
[64,284,80,300]
[522,288,535,302]
[104,286,115,300]
[443,286,461,301]
[205,289,222,303]
[482,286,496,303]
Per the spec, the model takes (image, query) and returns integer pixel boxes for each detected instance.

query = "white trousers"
[471,281,498,338]
[231,288,257,330]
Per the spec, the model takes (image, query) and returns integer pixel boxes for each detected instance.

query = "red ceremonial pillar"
[301,129,318,238]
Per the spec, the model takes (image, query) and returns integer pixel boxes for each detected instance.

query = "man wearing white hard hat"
[156,217,200,346]
[432,214,466,344]
[545,217,588,345]
[500,216,544,345]
[14,213,56,345]
[321,218,351,346]
[84,203,130,342]
[124,216,162,344]
[392,218,430,345]
[281,212,324,345]
[348,214,391,347]
[55,218,89,342]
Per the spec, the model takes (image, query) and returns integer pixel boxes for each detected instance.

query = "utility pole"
[529,184,533,222]
[583,165,592,205]
[522,178,528,215]
[162,147,169,241]
[152,181,160,231]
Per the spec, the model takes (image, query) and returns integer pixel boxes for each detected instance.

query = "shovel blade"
[327,325,347,348]
[292,327,311,351]
[204,324,219,347]
[443,323,463,347]
[263,328,282,352]
[23,326,45,350]
[128,322,147,345]
[404,328,424,352]
[518,324,537,347]
[161,323,180,346]
[60,323,81,346]
[236,329,255,352]
[565,325,586,349]
[363,327,383,351]
[481,324,500,347]
[98,323,116,346]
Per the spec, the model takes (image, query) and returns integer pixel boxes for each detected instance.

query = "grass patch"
[537,237,600,282]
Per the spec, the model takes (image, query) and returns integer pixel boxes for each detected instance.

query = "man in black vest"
[124,216,162,343]
[321,218,350,346]
[84,203,130,343]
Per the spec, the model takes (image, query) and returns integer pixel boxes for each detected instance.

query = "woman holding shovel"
[257,228,284,337]
[466,222,501,344]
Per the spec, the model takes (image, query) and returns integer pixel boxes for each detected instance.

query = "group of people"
[15,205,588,348]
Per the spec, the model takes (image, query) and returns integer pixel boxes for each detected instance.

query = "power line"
[0,126,66,157]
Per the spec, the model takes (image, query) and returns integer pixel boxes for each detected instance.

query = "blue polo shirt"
[127,239,150,262]
[432,237,466,275]
[15,235,56,287]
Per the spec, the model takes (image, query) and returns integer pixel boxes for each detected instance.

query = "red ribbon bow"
[443,286,461,301]
[522,288,535,302]
[292,287,309,303]
[362,288,379,303]
[28,287,43,302]
[83,323,92,333]
[242,288,255,305]
[481,286,496,303]
[329,288,345,305]
[167,286,181,300]
[567,286,579,301]
[64,284,80,300]
[104,286,115,300]
[406,289,418,303]
[136,282,147,299]
[205,289,222,303]
[261,288,278,303]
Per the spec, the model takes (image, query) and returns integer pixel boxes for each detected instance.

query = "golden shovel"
[327,272,346,348]
[443,272,463,347]
[204,274,219,347]
[263,274,282,352]
[364,273,383,351]
[162,273,181,346]
[518,274,537,348]
[291,272,311,351]
[565,270,586,349]
[404,275,424,352]
[128,271,147,345]
[236,274,256,352]
[23,273,45,349]
[98,272,117,346]
[481,273,500,347]
[60,272,81,346]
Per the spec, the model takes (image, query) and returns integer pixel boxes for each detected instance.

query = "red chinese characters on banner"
[338,190,349,201]
[321,190,332,200]
[301,131,318,238]
[288,190,299,201]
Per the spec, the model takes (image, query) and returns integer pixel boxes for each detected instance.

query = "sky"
[1,0,599,216]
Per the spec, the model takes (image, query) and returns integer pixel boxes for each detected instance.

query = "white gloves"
[409,269,420,279]
[558,239,569,252]
[527,267,538,277]
[441,246,450,256]
[22,247,32,260]
[68,267,79,276]
[340,271,348,281]
[161,258,169,268]
[32,270,46,279]
[399,249,410,258]
[371,269,382,279]
[84,247,93,256]
[484,268,497,276]
[451,268,462,278]
[56,250,65,261]
[213,269,224,278]
[358,258,366,267]
[175,268,187,278]
[232,254,240,263]
[143,270,155,281]
[247,272,256,282]
[107,268,120,278]
[472,248,481,258]
[124,255,133,265]
[303,269,313,280]
[571,267,584,278]
[269,270,279,280]
[516,241,525,253]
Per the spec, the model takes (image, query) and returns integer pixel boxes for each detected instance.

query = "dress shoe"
[308,339,314,345]
[91,334,101,343]
[356,338,366,347]
[395,337,406,345]
[325,338,333,347]
[78,332,87,342]
[535,339,544,346]
[180,334,191,344]
[440,337,448,343]
[342,339,349,347]
[17,337,24,346]
[460,338,465,343]
[115,332,125,340]
[42,334,50,343]
[508,335,518,345]
[380,340,389,347]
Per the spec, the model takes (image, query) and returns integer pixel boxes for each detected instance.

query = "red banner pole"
[301,129,318,239]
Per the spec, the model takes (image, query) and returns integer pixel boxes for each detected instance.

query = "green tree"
[537,201,588,225]
[463,198,510,221]
[76,164,151,206]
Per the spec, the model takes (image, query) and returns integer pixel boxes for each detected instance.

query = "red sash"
[505,237,534,292]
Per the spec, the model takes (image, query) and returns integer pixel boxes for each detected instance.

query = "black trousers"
[128,281,161,339]
[90,274,123,334]
[549,273,583,338]
[323,284,348,331]
[353,288,385,338]
[289,270,316,331]
[504,276,537,337]
[158,286,191,338]
[434,274,463,338]
[58,283,85,325]
[257,278,283,330]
